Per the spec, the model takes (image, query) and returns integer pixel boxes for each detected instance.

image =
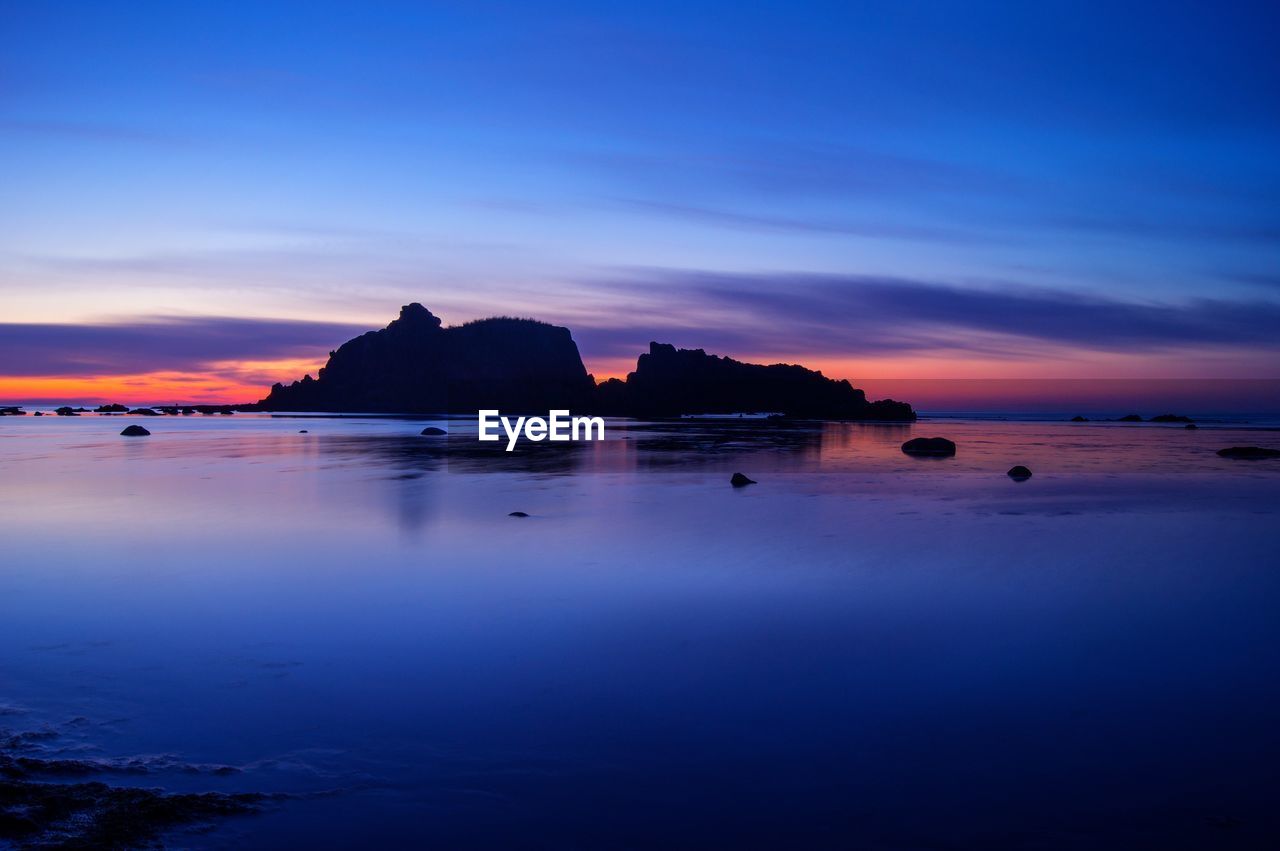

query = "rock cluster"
[256,305,917,421]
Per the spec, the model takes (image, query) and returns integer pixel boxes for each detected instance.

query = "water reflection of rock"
[311,420,917,482]
[388,468,436,535]
[314,434,593,476]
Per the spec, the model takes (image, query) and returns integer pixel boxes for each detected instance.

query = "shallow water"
[2,413,1279,848]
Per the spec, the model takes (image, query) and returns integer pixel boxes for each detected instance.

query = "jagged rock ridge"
[257,304,915,420]
[259,304,596,413]
[596,342,914,420]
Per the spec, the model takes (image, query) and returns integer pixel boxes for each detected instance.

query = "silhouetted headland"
[256,304,916,420]
[596,342,914,420]
[258,304,596,414]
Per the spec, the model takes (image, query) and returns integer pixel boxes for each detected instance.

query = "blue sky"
[2,0,1278,398]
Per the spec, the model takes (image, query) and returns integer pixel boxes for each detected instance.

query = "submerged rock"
[0,774,264,848]
[508,511,529,517]
[0,716,267,848]
[730,472,757,487]
[1007,465,1033,481]
[1185,423,1198,430]
[901,437,957,457]
[420,427,447,436]
[0,779,266,848]
[1216,446,1280,459]
[120,425,151,437]
[1070,415,1088,422]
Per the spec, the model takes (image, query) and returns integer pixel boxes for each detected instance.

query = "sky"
[2,1,1279,405]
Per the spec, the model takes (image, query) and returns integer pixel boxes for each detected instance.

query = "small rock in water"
[901,437,957,457]
[1070,415,1088,422]
[1118,414,1144,422]
[730,472,756,487]
[120,425,150,437]
[1007,465,1032,481]
[1216,446,1280,460]
[508,511,529,517]
[1150,413,1193,423]
[299,429,308,433]
[420,427,447,436]
[1185,423,1198,430]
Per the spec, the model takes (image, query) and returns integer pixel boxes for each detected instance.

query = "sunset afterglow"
[2,3,1278,405]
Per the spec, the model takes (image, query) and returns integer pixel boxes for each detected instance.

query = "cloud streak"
[0,316,367,377]
[613,198,993,244]
[568,271,1280,362]
[3,273,1278,389]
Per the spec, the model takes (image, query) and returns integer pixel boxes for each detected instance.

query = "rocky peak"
[391,303,443,331]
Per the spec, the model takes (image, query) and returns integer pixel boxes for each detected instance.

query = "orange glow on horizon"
[3,350,1273,407]
[0,373,269,405]
[0,357,328,405]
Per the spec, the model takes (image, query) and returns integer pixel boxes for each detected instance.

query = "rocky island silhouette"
[256,303,916,421]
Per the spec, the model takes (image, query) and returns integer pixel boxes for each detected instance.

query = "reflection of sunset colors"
[2,3,1278,406]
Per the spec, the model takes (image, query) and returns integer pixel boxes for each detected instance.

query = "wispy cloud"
[1221,272,1280,290]
[1047,215,1280,245]
[3,272,1278,387]
[567,270,1280,361]
[0,316,366,377]
[612,198,992,244]
[558,141,1027,203]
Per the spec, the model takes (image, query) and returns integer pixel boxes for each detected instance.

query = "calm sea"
[2,411,1278,848]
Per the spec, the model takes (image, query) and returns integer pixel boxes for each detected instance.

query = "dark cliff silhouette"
[597,343,914,420]
[259,304,596,413]
[256,304,915,420]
